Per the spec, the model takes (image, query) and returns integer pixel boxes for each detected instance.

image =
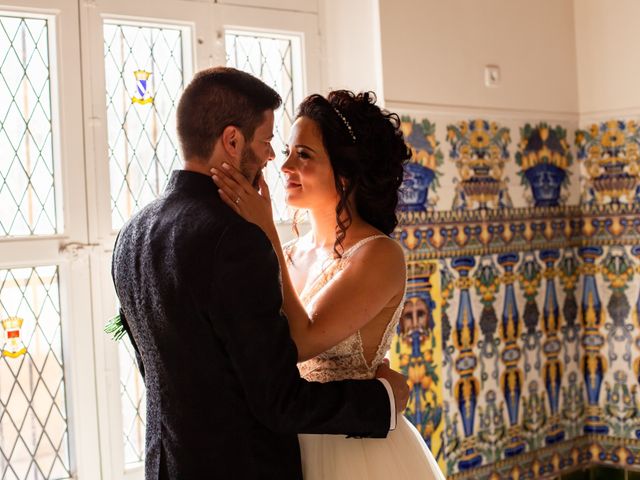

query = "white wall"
[574,0,640,118]
[319,0,385,96]
[378,0,579,114]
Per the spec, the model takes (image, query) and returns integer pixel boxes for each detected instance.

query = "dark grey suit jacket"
[111,170,390,479]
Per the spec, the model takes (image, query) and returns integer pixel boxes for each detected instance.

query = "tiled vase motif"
[446,120,512,210]
[398,116,443,211]
[516,123,573,207]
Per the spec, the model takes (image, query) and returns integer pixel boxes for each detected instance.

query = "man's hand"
[375,360,409,413]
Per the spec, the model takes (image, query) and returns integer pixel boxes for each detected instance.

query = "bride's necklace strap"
[340,234,391,259]
[282,238,299,265]
[282,238,298,249]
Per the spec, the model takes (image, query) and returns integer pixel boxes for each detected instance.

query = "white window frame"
[0,0,101,478]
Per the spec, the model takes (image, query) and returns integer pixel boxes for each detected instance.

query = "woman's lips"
[286,181,301,189]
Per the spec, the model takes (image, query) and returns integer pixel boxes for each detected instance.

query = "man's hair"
[176,67,282,160]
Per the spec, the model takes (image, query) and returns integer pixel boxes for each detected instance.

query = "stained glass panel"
[0,266,70,479]
[104,21,186,229]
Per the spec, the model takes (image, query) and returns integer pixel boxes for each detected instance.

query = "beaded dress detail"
[293,235,405,383]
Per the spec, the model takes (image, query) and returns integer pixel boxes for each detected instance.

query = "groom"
[111,66,409,479]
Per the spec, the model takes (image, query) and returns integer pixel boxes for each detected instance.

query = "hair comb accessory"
[332,107,357,143]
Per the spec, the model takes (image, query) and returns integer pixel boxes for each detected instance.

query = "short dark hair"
[296,91,410,257]
[177,67,282,160]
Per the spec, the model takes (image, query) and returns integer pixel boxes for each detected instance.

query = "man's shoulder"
[218,218,272,250]
[119,196,164,228]
[213,220,277,274]
[121,193,224,232]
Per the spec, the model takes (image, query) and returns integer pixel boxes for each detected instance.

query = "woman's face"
[281,116,339,210]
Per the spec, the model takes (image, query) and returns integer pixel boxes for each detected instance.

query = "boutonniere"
[104,313,126,341]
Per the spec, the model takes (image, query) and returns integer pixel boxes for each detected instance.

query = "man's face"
[239,110,275,188]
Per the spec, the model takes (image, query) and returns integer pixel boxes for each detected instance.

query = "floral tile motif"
[576,120,640,206]
[446,120,512,210]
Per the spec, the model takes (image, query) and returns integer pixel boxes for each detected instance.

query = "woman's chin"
[284,193,305,209]
[285,199,305,209]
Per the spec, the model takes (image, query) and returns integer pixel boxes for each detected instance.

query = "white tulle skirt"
[299,416,446,480]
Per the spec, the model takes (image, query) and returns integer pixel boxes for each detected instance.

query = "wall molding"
[387,99,640,126]
[385,99,580,123]
[579,106,640,124]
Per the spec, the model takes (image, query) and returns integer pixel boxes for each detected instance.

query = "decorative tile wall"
[392,115,640,479]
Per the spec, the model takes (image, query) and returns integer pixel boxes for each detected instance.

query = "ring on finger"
[234,196,240,205]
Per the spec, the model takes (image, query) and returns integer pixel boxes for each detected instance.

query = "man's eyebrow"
[295,144,316,153]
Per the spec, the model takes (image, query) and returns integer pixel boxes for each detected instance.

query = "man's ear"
[221,125,244,158]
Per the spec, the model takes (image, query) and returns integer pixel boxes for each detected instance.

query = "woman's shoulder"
[340,233,406,304]
[344,231,405,274]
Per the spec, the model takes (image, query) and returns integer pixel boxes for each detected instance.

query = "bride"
[212,90,445,480]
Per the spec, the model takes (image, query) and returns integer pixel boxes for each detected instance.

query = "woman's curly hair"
[295,90,411,257]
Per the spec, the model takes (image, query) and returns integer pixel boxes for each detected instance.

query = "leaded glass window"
[0,15,58,237]
[119,336,145,466]
[225,30,301,222]
[104,21,186,230]
[0,266,70,479]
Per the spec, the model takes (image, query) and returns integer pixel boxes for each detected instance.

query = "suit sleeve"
[118,309,145,381]
[111,232,145,382]
[211,221,390,437]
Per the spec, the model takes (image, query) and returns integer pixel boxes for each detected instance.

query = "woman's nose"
[281,152,295,173]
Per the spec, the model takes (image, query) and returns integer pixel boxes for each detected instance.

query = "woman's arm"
[211,164,406,361]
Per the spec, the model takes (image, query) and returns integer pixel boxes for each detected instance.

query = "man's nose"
[268,144,275,162]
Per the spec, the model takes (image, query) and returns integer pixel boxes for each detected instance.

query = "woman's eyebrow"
[295,144,316,153]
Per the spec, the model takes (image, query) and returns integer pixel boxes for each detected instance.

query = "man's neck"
[183,158,222,176]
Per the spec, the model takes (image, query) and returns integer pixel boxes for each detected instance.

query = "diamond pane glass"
[118,335,145,466]
[225,31,298,222]
[0,266,70,479]
[104,22,186,229]
[0,15,57,237]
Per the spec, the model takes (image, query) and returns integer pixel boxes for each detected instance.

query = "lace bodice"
[290,235,406,383]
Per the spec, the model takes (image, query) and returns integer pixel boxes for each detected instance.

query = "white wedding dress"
[292,235,446,480]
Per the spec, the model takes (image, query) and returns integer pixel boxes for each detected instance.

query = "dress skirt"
[299,416,446,480]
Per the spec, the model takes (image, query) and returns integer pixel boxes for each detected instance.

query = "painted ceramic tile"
[398,116,443,212]
[391,260,446,473]
[516,122,573,207]
[576,120,640,205]
[446,120,512,210]
[394,114,640,479]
